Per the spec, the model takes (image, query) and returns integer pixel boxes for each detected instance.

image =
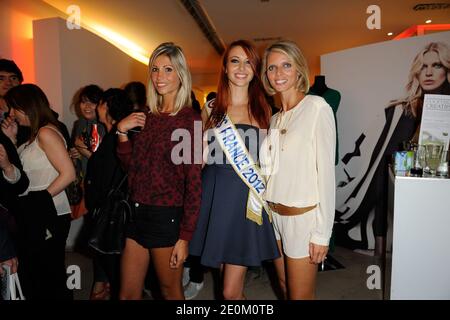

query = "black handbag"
[66,160,83,206]
[66,176,83,206]
[88,173,130,254]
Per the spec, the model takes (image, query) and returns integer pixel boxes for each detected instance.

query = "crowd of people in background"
[2,39,446,301]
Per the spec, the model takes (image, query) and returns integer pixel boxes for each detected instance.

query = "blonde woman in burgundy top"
[116,42,202,300]
[260,40,336,300]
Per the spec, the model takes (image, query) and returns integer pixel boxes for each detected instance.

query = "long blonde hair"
[391,42,450,117]
[147,42,192,115]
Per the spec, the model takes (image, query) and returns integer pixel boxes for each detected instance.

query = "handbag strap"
[109,162,128,192]
[9,273,25,300]
[114,172,128,191]
[92,165,128,215]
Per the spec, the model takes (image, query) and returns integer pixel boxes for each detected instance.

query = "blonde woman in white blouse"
[260,40,336,300]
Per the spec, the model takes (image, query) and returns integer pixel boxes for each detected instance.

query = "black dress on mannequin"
[309,75,328,96]
[308,75,341,165]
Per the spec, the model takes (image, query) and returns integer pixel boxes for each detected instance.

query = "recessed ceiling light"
[425,19,432,24]
[387,32,393,36]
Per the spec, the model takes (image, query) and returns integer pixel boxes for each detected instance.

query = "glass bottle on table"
[410,143,424,177]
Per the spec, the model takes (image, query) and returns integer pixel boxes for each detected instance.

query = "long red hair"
[206,40,271,129]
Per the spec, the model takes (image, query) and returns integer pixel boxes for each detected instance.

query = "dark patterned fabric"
[117,107,202,241]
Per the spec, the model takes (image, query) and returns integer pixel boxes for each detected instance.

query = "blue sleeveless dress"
[189,124,280,268]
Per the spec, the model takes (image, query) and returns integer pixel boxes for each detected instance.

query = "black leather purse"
[88,173,130,254]
[66,160,83,206]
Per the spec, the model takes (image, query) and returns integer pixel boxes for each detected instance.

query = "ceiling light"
[387,32,393,36]
[425,19,432,23]
[90,24,149,65]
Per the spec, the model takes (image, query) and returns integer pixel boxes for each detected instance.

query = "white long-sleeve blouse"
[260,95,336,245]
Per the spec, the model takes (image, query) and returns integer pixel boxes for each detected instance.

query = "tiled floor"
[67,246,383,300]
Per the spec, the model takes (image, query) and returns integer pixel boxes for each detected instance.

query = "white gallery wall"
[322,31,450,249]
[33,17,148,133]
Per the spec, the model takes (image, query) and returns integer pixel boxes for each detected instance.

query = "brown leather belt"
[268,202,317,216]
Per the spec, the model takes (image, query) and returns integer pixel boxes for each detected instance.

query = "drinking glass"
[424,143,444,176]
[436,150,449,178]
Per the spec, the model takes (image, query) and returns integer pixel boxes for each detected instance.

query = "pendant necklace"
[268,109,294,152]
[278,110,294,151]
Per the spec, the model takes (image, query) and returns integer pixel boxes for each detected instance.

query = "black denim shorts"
[125,203,183,249]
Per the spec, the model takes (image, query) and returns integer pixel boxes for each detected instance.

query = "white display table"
[385,169,450,299]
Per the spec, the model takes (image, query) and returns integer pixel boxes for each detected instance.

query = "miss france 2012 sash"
[205,100,272,225]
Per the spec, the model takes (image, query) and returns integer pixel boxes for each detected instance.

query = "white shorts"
[272,207,317,259]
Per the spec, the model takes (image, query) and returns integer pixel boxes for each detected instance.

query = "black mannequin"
[308,75,341,165]
[309,75,328,96]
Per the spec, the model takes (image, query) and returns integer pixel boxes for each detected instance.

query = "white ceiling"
[43,0,450,87]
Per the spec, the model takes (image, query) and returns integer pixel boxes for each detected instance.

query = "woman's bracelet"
[116,129,128,136]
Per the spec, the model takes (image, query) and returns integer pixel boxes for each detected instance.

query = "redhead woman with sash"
[190,40,279,300]
[260,40,336,300]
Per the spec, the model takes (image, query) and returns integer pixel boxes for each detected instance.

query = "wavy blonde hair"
[147,42,192,115]
[391,42,450,117]
[261,40,310,96]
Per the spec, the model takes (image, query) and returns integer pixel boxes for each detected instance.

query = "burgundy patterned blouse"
[117,107,202,241]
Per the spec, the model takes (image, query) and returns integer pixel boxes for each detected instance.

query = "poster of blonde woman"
[321,31,450,252]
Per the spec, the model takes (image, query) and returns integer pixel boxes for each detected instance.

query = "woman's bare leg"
[222,264,247,300]
[119,238,150,300]
[151,246,184,300]
[285,255,317,300]
[273,240,287,299]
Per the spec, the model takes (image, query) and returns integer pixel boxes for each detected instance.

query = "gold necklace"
[281,113,292,152]
[269,110,294,151]
[278,110,294,135]
[265,111,294,184]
